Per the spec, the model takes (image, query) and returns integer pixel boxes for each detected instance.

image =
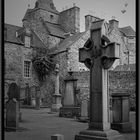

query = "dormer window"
[25,35,31,48]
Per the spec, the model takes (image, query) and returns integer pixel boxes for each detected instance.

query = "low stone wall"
[73,70,136,110]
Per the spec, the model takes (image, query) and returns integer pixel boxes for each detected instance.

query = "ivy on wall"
[32,47,55,81]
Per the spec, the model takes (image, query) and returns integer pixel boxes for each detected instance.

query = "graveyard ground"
[5,108,136,140]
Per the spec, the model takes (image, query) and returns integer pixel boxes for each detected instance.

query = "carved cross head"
[79,19,120,69]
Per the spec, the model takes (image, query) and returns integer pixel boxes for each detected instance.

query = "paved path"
[5,108,136,140]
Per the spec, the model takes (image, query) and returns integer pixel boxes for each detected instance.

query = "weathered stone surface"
[6,99,19,130]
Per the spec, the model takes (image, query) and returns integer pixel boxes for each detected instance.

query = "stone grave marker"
[7,83,20,101]
[78,97,89,122]
[6,99,19,130]
[36,86,41,109]
[59,71,80,118]
[6,83,20,131]
[75,20,124,140]
[30,85,36,107]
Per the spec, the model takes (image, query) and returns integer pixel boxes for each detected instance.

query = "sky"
[5,0,135,32]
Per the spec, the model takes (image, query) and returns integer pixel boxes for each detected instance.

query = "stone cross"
[75,20,124,140]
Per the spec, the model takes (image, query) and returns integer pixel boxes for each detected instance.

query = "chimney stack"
[109,19,119,29]
[85,15,101,30]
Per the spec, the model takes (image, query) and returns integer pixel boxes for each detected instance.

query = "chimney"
[85,15,101,30]
[59,6,80,34]
[109,19,119,29]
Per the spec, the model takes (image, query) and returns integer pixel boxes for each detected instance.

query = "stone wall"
[72,71,136,110]
[59,6,80,33]
[67,30,89,71]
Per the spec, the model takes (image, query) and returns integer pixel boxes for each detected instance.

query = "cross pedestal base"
[75,129,124,140]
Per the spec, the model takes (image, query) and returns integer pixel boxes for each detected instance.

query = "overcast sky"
[5,0,135,32]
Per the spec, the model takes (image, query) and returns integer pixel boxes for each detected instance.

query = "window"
[25,36,31,48]
[24,61,31,78]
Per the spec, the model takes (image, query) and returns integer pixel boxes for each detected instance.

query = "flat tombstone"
[6,98,19,129]
[81,99,88,117]
[7,83,20,101]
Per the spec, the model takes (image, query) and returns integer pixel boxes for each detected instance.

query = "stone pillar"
[75,20,124,140]
[111,92,132,132]
[59,71,80,118]
[51,64,62,112]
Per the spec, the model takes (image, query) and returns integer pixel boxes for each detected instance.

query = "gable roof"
[5,23,46,48]
[49,31,86,54]
[44,21,66,38]
[113,64,135,71]
[119,26,135,37]
[5,23,23,44]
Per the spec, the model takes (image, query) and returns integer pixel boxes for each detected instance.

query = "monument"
[51,64,62,112]
[6,83,20,131]
[59,71,80,118]
[75,20,124,140]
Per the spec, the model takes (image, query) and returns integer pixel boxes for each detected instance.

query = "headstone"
[111,92,132,132]
[59,71,80,118]
[6,98,19,131]
[36,86,41,110]
[7,83,20,101]
[51,64,62,112]
[6,83,22,122]
[75,20,124,140]
[30,85,36,107]
[78,98,89,122]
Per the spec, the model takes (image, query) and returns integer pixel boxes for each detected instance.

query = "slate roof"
[5,23,46,48]
[49,31,86,54]
[119,26,135,37]
[5,23,23,44]
[113,64,135,71]
[44,21,66,38]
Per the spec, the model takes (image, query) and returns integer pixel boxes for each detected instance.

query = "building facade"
[4,0,135,106]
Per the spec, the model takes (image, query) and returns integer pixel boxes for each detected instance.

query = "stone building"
[4,0,135,106]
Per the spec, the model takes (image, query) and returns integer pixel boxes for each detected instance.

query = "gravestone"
[78,98,89,122]
[30,85,36,107]
[75,20,124,140]
[59,71,80,118]
[7,83,20,101]
[36,86,41,110]
[51,64,62,112]
[6,83,20,131]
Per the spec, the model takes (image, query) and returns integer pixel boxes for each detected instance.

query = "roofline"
[5,23,22,28]
[60,6,80,13]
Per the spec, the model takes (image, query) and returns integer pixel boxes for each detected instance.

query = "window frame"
[23,60,32,78]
